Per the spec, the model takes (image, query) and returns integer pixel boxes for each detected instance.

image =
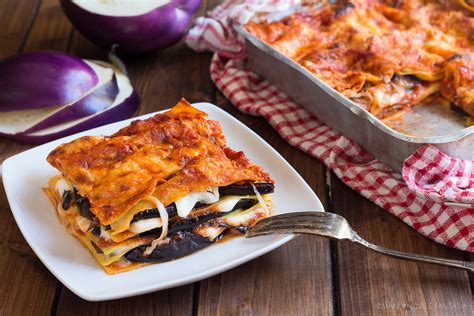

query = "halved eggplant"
[17,61,139,144]
[125,231,217,263]
[0,61,118,135]
[0,51,99,111]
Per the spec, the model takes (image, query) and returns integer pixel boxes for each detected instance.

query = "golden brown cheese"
[47,99,273,225]
[246,0,474,120]
[441,53,474,116]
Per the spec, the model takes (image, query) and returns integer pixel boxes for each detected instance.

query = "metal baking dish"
[234,24,474,173]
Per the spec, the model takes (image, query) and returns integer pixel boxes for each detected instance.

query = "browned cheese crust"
[47,99,274,225]
[246,0,474,118]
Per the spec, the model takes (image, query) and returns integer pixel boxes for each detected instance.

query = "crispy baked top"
[47,99,273,225]
[246,0,474,118]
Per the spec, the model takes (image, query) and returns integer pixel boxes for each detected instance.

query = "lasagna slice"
[44,99,275,274]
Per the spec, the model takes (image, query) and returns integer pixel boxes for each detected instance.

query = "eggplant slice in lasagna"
[44,99,275,274]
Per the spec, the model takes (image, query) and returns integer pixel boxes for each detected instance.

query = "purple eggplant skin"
[132,204,178,223]
[25,73,119,133]
[9,91,139,144]
[61,190,74,210]
[75,193,95,220]
[0,51,98,111]
[125,231,217,263]
[219,183,275,196]
[60,0,201,54]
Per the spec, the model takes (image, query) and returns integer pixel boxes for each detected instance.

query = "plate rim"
[2,102,323,301]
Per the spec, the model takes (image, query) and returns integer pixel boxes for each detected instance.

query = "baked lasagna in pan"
[44,99,274,274]
[245,0,474,122]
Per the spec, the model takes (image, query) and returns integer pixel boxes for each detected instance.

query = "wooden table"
[0,1,472,315]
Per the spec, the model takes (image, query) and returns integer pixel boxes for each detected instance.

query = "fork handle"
[352,234,473,273]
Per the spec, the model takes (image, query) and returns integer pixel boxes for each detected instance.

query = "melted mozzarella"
[100,229,111,240]
[109,245,131,256]
[196,226,226,241]
[129,218,162,234]
[174,187,219,218]
[224,209,260,227]
[55,178,71,196]
[76,216,91,232]
[251,184,269,212]
[144,196,169,255]
[215,198,241,213]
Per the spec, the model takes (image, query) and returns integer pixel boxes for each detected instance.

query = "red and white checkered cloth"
[186,0,473,252]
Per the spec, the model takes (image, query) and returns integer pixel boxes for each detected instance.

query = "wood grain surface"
[0,0,472,315]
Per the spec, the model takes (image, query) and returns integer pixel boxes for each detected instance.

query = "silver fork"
[246,212,473,272]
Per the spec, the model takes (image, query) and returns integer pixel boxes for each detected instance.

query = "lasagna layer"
[45,177,272,274]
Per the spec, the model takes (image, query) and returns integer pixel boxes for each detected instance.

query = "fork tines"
[246,211,338,237]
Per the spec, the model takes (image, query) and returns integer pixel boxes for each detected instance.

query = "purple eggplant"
[60,0,201,54]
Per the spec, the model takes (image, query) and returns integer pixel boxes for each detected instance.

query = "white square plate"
[2,102,324,301]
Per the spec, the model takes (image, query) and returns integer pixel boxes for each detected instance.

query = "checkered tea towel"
[185,0,473,251]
